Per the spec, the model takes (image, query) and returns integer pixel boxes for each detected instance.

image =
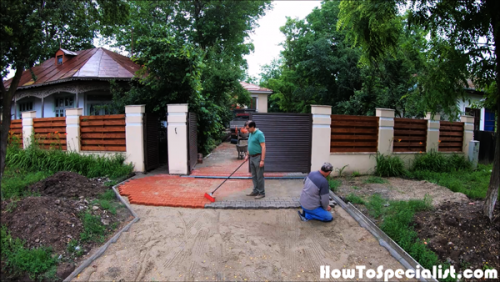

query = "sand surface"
[74,203,409,281]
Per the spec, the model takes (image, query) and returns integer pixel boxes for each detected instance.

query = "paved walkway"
[119,142,307,208]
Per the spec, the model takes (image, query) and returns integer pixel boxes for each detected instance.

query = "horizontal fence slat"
[331,147,377,153]
[438,147,462,152]
[439,142,463,147]
[37,145,67,150]
[439,137,463,142]
[33,122,66,127]
[80,127,126,133]
[393,142,425,147]
[81,140,126,145]
[36,140,67,145]
[393,136,426,141]
[331,121,378,127]
[440,131,463,137]
[81,145,126,152]
[393,147,425,152]
[34,128,67,133]
[80,133,126,139]
[331,115,378,122]
[331,127,378,134]
[331,142,377,147]
[80,114,125,120]
[439,125,463,131]
[394,118,427,124]
[80,120,126,126]
[331,134,378,140]
[394,129,426,136]
[393,123,427,130]
[33,117,66,122]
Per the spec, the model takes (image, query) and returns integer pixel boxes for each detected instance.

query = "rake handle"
[210,159,248,194]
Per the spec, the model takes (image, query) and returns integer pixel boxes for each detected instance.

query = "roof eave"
[6,77,134,91]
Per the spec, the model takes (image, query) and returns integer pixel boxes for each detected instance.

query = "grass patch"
[1,168,52,199]
[328,178,342,192]
[351,171,361,177]
[1,226,58,281]
[412,151,471,172]
[364,176,387,184]
[374,153,405,177]
[345,193,365,204]
[351,186,360,190]
[80,211,106,243]
[407,164,492,199]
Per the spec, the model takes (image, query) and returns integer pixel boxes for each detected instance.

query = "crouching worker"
[298,162,334,222]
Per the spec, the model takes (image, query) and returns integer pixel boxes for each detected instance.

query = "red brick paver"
[118,175,251,208]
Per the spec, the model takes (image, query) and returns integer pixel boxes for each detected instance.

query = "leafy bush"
[1,226,57,280]
[374,153,406,177]
[328,178,342,192]
[345,193,365,204]
[6,144,133,179]
[411,151,471,173]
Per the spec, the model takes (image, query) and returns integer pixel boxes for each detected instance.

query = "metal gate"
[187,112,198,173]
[249,113,312,173]
[143,113,160,172]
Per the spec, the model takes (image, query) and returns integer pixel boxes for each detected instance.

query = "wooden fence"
[33,117,67,150]
[393,118,427,152]
[439,121,464,152]
[8,119,23,148]
[80,114,126,151]
[330,115,379,152]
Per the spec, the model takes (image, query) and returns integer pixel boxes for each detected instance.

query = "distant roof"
[240,81,272,93]
[4,47,141,90]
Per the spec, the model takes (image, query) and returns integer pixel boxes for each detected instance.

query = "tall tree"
[338,0,500,219]
[108,0,271,154]
[0,0,129,194]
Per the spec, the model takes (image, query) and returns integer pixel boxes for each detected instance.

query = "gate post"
[22,111,36,149]
[311,105,332,172]
[425,112,440,152]
[125,105,146,172]
[66,108,83,152]
[461,115,475,158]
[376,108,395,155]
[167,104,189,175]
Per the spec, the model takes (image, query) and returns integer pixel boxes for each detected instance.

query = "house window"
[88,103,112,116]
[18,101,33,119]
[485,109,496,132]
[55,96,74,117]
[57,55,63,65]
[248,97,257,110]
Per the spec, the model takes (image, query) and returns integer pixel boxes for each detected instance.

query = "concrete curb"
[330,191,438,282]
[182,176,306,180]
[63,177,140,282]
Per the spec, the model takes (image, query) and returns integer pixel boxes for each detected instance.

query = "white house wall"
[457,94,485,130]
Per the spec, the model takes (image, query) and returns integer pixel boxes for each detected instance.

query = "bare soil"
[336,176,468,207]
[414,200,500,275]
[0,172,133,281]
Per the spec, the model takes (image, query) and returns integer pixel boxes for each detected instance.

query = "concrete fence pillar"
[22,111,36,149]
[310,105,332,172]
[376,108,395,155]
[125,105,146,172]
[461,115,474,158]
[425,112,440,152]
[167,104,189,175]
[66,108,83,152]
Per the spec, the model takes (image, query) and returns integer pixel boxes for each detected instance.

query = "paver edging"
[330,191,438,282]
[63,175,140,282]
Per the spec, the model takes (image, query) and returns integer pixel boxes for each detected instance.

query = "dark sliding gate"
[143,113,160,172]
[249,113,312,173]
[187,112,198,173]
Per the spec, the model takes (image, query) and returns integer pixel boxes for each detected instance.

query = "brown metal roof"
[4,48,140,90]
[240,81,272,93]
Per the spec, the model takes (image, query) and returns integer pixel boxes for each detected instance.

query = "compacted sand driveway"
[74,203,406,281]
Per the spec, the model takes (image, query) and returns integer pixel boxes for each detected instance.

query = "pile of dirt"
[29,171,108,198]
[413,200,500,272]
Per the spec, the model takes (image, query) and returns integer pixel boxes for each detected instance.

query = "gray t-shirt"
[299,171,330,210]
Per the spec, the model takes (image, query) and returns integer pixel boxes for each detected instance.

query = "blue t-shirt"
[248,129,265,155]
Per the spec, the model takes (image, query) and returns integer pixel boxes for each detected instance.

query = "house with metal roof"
[4,47,141,119]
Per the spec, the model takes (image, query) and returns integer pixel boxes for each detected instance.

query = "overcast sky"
[5,1,321,80]
[244,1,321,78]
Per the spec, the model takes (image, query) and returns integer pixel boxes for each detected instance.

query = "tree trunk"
[0,67,24,200]
[483,0,500,220]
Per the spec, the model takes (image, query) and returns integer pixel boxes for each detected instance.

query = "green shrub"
[99,189,116,201]
[345,193,365,204]
[6,144,133,179]
[1,226,57,280]
[1,168,52,199]
[351,171,361,177]
[411,151,471,173]
[328,178,342,192]
[80,212,106,243]
[366,194,385,218]
[364,176,387,184]
[374,153,406,177]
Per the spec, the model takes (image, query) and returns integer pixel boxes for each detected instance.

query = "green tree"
[107,0,271,154]
[0,0,129,195]
[338,0,500,219]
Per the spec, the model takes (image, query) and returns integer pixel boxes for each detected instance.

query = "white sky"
[5,1,321,80]
[244,1,322,78]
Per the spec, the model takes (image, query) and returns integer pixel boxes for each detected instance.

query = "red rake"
[204,159,248,202]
